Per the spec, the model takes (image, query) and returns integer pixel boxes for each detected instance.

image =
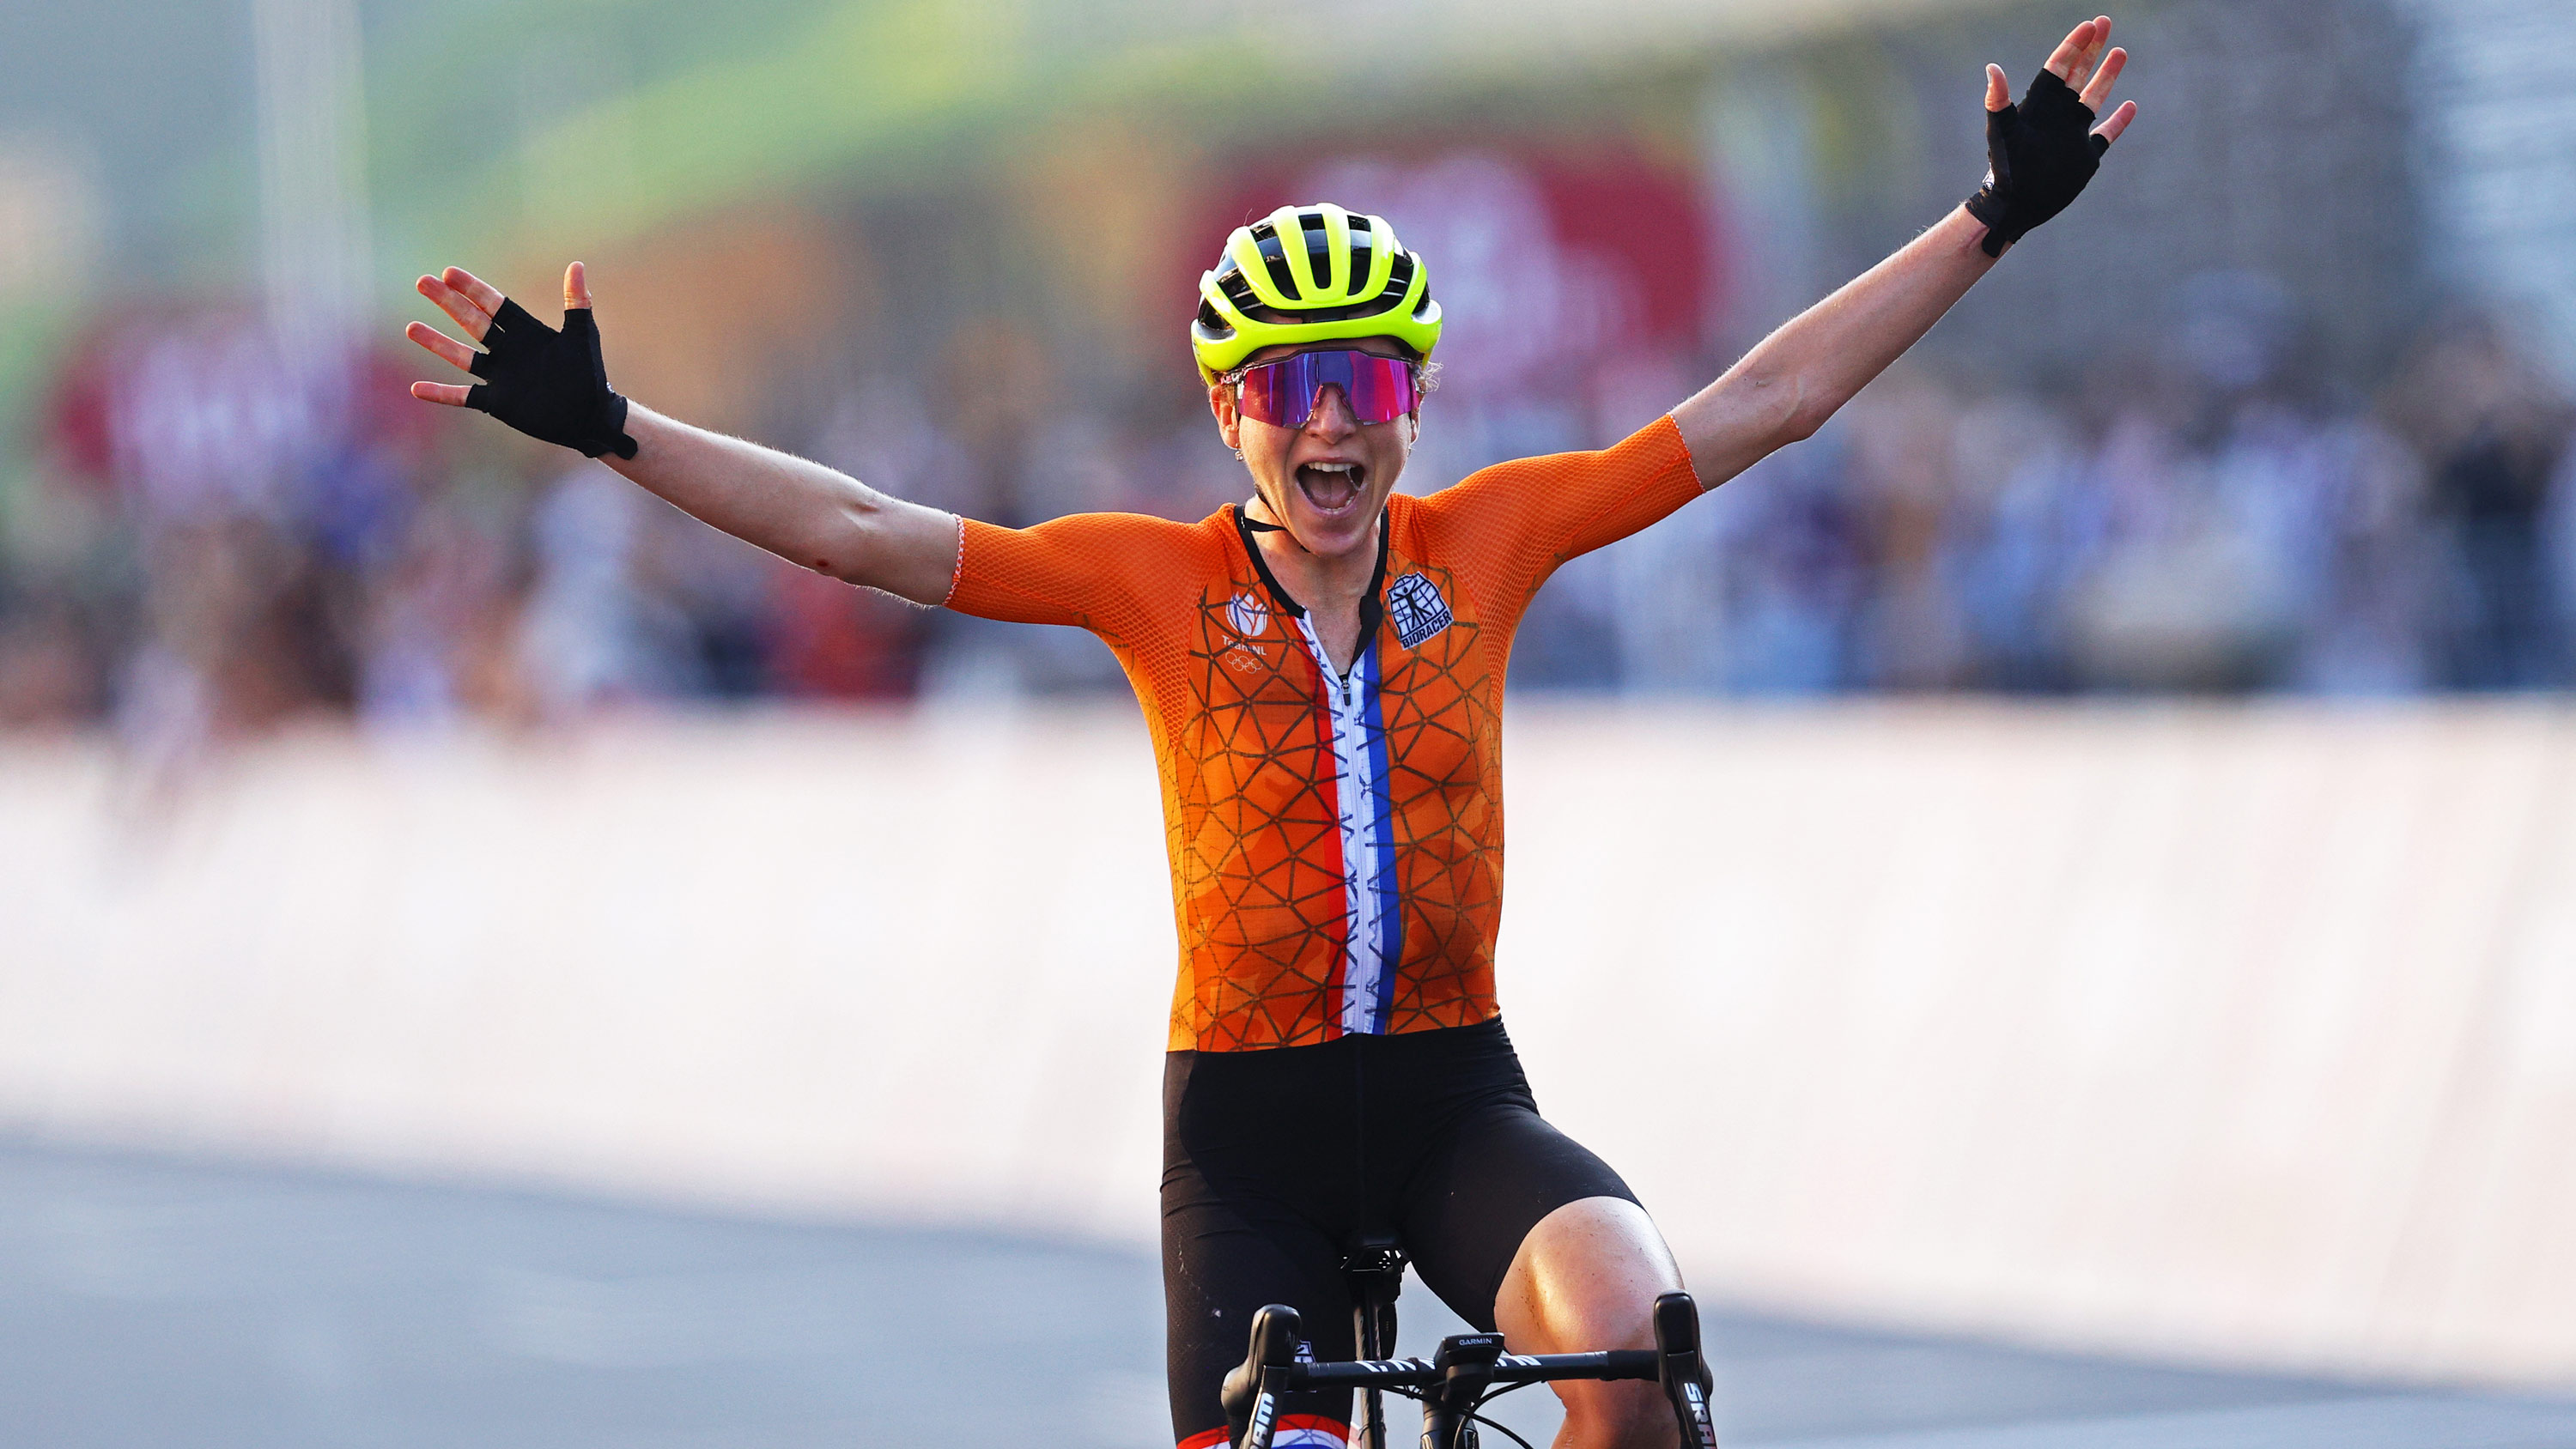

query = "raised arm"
[1674,15,2137,489]
[405,263,960,604]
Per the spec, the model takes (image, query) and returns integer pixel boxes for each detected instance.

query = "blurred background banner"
[7,704,2576,1386]
[8,0,2576,721]
[6,0,2576,1414]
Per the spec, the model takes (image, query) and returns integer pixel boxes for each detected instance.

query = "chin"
[1291,501,1379,555]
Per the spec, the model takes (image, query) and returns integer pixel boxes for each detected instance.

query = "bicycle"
[1218,1235,1720,1449]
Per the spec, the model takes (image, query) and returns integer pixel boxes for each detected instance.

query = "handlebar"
[1223,1292,1718,1449]
[1264,1347,1662,1391]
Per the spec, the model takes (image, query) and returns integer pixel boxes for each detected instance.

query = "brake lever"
[1653,1293,1719,1449]
[1223,1304,1306,1449]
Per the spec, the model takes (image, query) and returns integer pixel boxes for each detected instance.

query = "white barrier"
[3,702,2572,1385]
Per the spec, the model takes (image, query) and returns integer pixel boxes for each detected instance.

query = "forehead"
[1242,336,1413,367]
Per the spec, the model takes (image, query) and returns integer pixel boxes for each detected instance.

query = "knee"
[1493,1197,1682,1353]
[1558,1378,1681,1449]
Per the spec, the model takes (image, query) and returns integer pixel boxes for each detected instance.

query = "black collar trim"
[1229,503,1391,641]
[1230,503,1304,618]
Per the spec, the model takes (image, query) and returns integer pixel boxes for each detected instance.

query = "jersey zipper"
[1295,613,1388,1039]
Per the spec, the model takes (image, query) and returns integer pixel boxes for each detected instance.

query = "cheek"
[1239,419,1297,461]
[1368,420,1414,482]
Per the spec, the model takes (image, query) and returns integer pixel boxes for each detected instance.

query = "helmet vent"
[1191,206,1440,377]
[1249,224,1298,297]
[1218,270,1265,314]
[1297,214,1339,290]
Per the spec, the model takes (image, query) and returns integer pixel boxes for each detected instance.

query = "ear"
[1209,379,1242,452]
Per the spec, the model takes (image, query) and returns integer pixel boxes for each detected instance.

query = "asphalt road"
[2,1142,2569,1449]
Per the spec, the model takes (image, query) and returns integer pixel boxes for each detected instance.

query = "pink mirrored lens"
[1236,351,1419,428]
[1345,354,1416,422]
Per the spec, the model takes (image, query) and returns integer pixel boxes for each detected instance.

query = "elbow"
[1774,404,1828,449]
[1725,368,1838,453]
[799,501,890,590]
[1677,366,1845,475]
[819,489,952,606]
[1775,375,1852,449]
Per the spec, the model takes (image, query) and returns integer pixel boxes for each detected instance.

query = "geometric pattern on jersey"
[945,415,1704,1051]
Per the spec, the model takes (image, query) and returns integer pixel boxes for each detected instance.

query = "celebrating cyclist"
[406,19,2133,1448]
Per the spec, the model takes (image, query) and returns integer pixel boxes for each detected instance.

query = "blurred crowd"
[1530,279,2576,697]
[1,272,2573,748]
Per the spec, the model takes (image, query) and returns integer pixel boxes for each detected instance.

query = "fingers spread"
[2080,47,2128,111]
[416,274,494,341]
[564,260,592,312]
[410,380,472,407]
[442,266,507,318]
[2094,99,2139,146]
[405,320,479,373]
[2044,17,2099,82]
[2075,15,2114,87]
[1985,63,2010,112]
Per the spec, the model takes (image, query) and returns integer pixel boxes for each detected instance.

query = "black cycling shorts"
[1161,1017,1638,1448]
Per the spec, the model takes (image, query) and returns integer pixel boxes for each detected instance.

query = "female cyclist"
[405,20,2134,1447]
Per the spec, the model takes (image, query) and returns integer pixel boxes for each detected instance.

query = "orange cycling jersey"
[946,416,1704,1052]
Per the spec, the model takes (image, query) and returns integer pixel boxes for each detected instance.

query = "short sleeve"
[1412,415,1704,628]
[943,511,1208,649]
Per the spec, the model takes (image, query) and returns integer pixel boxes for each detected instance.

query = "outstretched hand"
[401,261,637,458]
[1986,15,2136,146]
[1965,15,2137,257]
[406,262,592,406]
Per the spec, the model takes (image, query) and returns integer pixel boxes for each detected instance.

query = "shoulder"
[1386,489,1437,548]
[1468,417,1696,492]
[1415,417,1700,522]
[966,506,1228,559]
[950,507,1234,621]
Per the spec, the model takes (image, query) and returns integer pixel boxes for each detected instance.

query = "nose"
[1303,383,1358,438]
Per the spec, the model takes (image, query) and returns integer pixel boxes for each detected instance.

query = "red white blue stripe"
[1292,619,1402,1037]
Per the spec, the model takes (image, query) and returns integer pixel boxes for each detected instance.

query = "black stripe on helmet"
[1248,222,1300,299]
[1218,269,1265,315]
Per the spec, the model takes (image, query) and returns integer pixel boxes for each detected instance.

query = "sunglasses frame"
[1220,349,1426,430]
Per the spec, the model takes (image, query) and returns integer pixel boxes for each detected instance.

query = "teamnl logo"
[1222,591,1274,676]
[1228,591,1270,639]
[1385,573,1452,648]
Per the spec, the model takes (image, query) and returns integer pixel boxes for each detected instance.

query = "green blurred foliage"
[364,0,1702,268]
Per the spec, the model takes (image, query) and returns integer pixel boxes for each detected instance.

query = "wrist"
[602,400,661,473]
[1940,203,2005,260]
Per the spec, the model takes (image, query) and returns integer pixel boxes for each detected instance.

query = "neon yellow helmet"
[1190,203,1443,383]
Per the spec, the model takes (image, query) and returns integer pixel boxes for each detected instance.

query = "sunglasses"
[1225,349,1424,429]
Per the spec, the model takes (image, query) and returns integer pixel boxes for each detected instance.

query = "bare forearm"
[1674,206,1996,487]
[605,405,958,603]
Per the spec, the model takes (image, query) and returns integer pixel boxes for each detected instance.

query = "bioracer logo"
[1385,573,1452,648]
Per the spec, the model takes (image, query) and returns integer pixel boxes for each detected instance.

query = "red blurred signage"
[1189,145,1716,396]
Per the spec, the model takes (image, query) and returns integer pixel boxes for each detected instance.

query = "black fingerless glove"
[466,299,638,459]
[1965,70,2109,258]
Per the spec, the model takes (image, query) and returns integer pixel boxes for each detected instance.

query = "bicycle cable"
[1460,1406,1540,1449]
[1372,1383,1541,1449]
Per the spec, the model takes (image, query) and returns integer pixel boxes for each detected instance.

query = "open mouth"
[1295,461,1366,515]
